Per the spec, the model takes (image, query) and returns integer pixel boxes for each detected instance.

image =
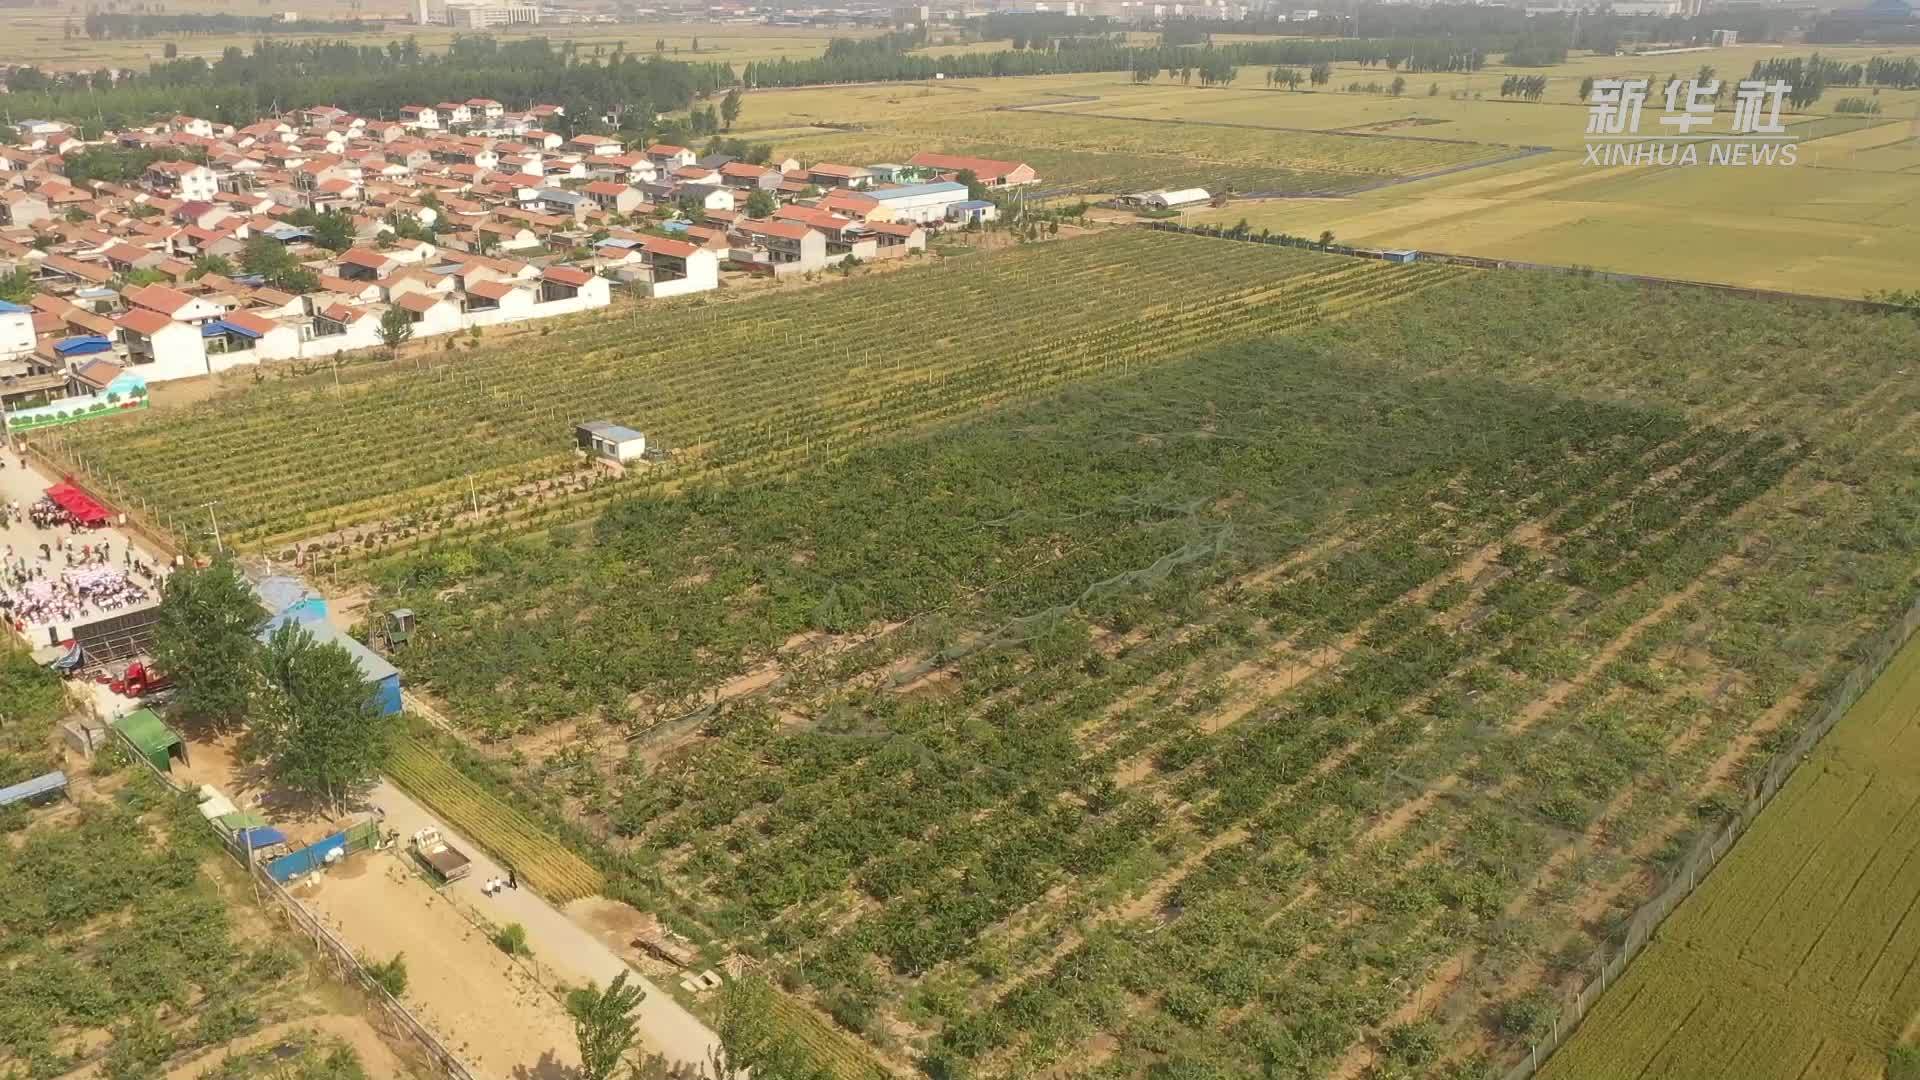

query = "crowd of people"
[1,494,161,631]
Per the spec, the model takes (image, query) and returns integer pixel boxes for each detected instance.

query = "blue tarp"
[0,299,29,314]
[0,770,67,807]
[53,335,112,356]
[265,830,348,882]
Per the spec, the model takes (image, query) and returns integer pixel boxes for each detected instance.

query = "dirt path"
[298,852,582,1080]
[360,779,723,1072]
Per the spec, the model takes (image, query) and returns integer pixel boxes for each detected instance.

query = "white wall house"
[146,161,219,202]
[115,309,209,382]
[0,300,35,360]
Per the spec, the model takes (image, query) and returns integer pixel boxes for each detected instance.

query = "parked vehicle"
[120,660,173,699]
[410,827,471,883]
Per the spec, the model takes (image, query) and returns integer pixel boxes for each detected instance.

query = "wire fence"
[1502,591,1920,1079]
[105,718,478,1080]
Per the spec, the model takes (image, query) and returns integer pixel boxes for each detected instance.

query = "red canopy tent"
[44,482,112,527]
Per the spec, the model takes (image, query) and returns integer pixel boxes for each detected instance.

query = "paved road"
[365,778,724,1072]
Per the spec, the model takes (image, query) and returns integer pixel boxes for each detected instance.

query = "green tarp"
[112,708,183,772]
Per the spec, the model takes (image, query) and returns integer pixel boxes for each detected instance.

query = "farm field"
[722,52,1920,295]
[0,9,881,69]
[55,238,1917,1075]
[41,213,1920,1076]
[41,232,1465,560]
[1541,632,1920,1080]
[335,264,1920,1077]
[0,645,413,1080]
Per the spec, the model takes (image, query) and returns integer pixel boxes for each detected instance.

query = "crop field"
[770,107,1528,195]
[283,262,1920,1077]
[728,59,1920,293]
[1541,633,1920,1080]
[387,735,605,903]
[42,232,1465,559]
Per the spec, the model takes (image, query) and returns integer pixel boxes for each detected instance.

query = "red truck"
[118,660,174,699]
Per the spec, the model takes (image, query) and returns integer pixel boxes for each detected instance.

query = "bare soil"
[300,854,583,1080]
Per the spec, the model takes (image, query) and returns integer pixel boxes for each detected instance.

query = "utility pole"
[201,500,223,555]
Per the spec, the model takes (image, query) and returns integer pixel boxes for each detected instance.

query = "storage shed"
[576,421,647,464]
[0,770,67,809]
[113,709,187,772]
[259,614,403,716]
[1145,188,1212,210]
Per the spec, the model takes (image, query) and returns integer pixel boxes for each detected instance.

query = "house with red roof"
[729,218,828,276]
[114,306,207,381]
[905,152,1038,188]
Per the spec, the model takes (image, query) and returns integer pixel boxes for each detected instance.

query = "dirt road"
[300,851,582,1080]
[361,779,724,1072]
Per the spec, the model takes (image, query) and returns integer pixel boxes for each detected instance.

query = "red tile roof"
[115,307,174,335]
[218,309,279,335]
[125,284,196,316]
[338,248,393,269]
[541,265,592,286]
[464,279,518,301]
[394,292,442,314]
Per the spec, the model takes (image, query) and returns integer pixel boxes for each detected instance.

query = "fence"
[104,720,477,1080]
[264,818,384,883]
[1501,591,1920,1079]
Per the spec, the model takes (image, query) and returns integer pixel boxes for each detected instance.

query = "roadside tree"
[567,970,645,1080]
[247,621,388,816]
[153,557,263,731]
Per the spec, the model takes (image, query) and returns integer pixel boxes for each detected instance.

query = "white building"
[0,300,35,361]
[146,161,219,202]
[114,309,209,382]
[868,181,970,225]
[1145,188,1212,210]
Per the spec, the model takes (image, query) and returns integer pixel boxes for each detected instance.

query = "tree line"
[3,35,734,136]
[82,12,378,39]
[1752,53,1920,92]
[740,34,1492,89]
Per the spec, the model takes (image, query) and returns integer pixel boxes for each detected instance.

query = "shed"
[576,421,646,463]
[1145,188,1211,210]
[60,718,108,756]
[1380,249,1418,265]
[259,614,403,716]
[113,709,187,772]
[947,200,998,225]
[0,770,68,808]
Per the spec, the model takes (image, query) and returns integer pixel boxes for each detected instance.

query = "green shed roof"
[112,708,182,756]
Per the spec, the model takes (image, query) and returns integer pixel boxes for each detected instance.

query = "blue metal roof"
[953,200,995,210]
[871,181,968,202]
[261,613,400,686]
[0,299,29,314]
[203,319,261,339]
[53,335,113,355]
[0,770,66,807]
[235,825,287,848]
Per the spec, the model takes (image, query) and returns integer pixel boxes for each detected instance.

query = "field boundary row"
[102,716,480,1080]
[1141,221,1914,313]
[1505,590,1920,1079]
